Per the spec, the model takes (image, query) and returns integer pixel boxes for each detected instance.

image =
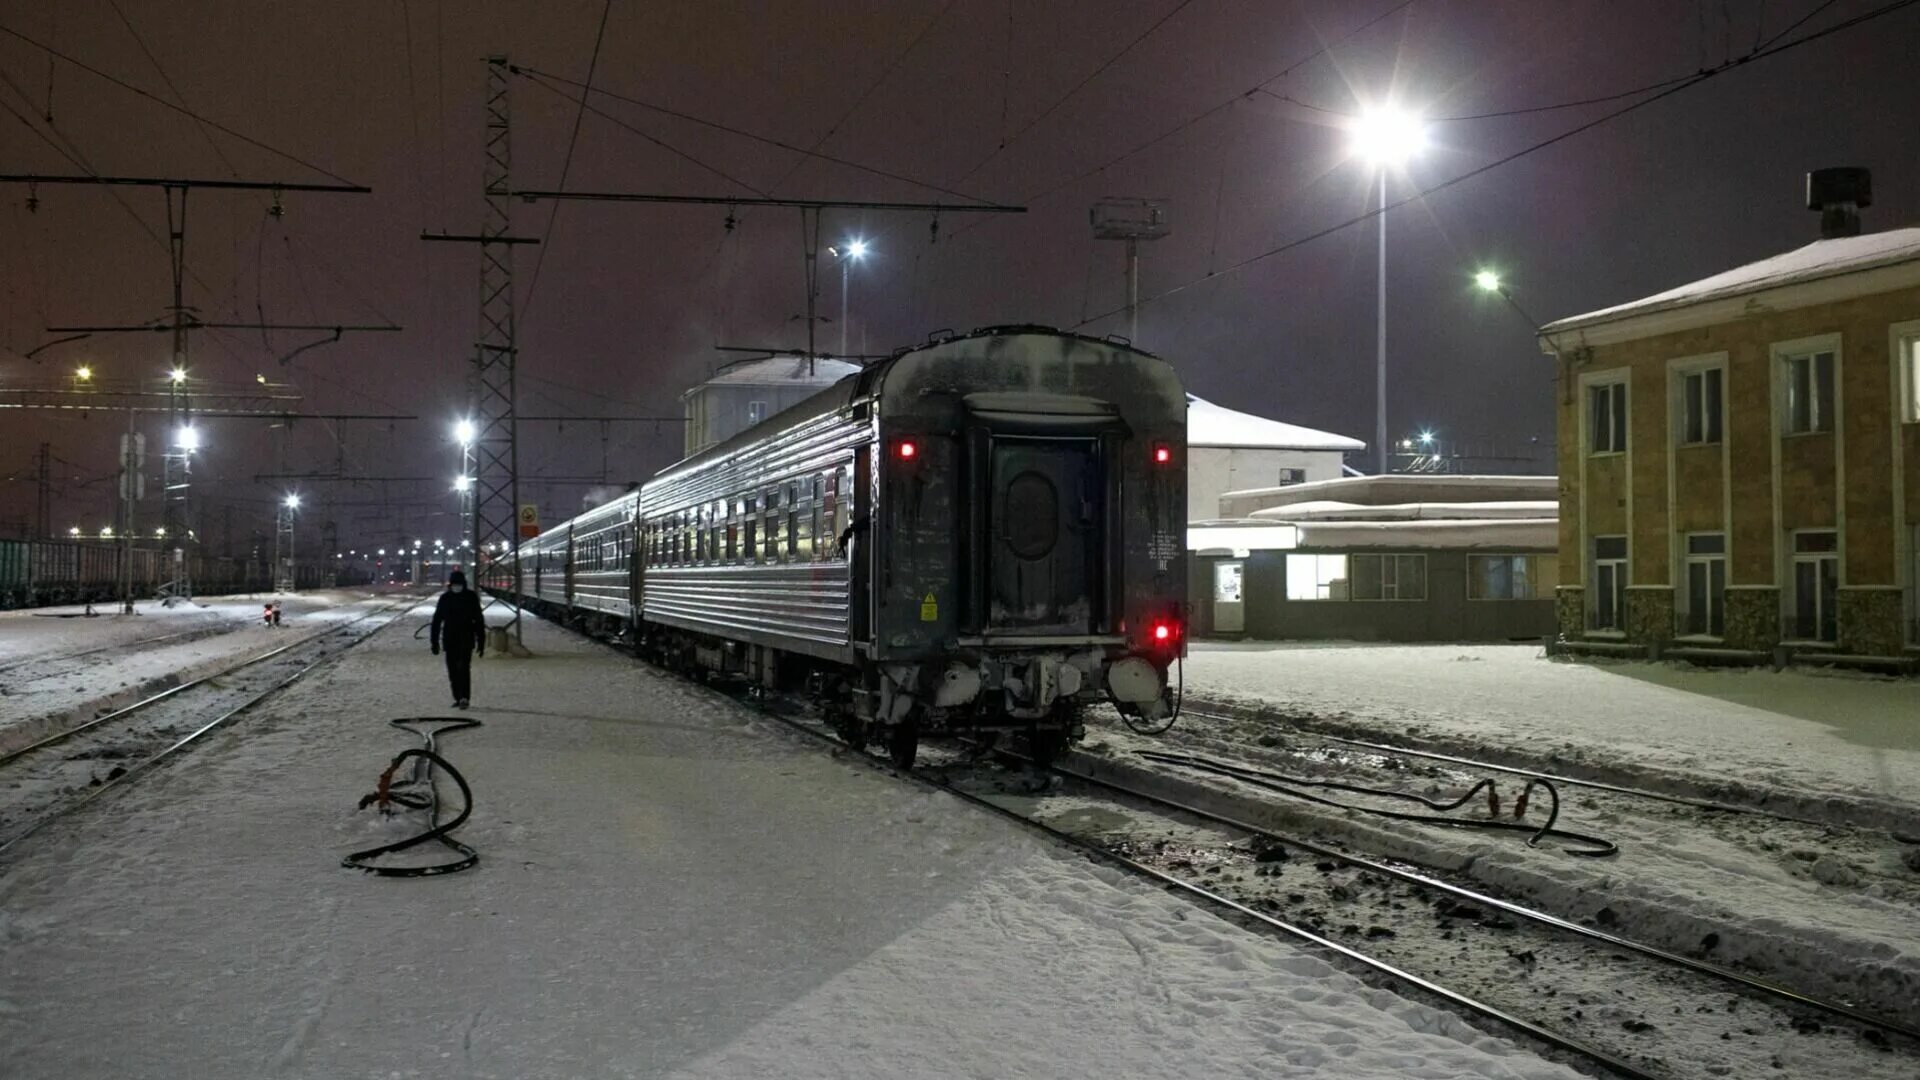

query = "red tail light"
[1152,443,1172,465]
[1149,619,1180,648]
[896,440,918,460]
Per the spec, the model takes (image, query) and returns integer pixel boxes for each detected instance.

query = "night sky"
[3,0,1916,551]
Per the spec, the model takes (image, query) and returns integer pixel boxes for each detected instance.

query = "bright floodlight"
[845,238,869,260]
[175,426,201,451]
[455,419,477,444]
[100,527,113,538]
[168,367,187,384]
[68,526,81,537]
[1350,106,1426,166]
[75,365,93,381]
[454,475,472,492]
[285,493,301,509]
[1474,269,1502,292]
[1418,430,1436,445]
[155,527,167,538]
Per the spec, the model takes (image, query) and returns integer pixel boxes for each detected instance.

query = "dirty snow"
[1,615,1585,1079]
[1184,642,1920,821]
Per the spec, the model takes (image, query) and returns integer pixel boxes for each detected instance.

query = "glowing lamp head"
[1474,269,1502,292]
[1418,430,1435,446]
[284,494,300,509]
[168,367,187,384]
[68,526,81,537]
[845,238,869,261]
[454,419,477,445]
[895,439,917,460]
[1153,623,1171,642]
[1349,106,1427,167]
[453,475,472,492]
[175,426,200,451]
[75,365,93,382]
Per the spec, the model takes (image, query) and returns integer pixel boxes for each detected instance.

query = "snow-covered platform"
[0,612,1586,1079]
[1186,642,1920,824]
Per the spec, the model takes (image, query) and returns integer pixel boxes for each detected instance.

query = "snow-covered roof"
[1294,517,1557,551]
[1543,226,1920,334]
[1251,500,1557,523]
[1221,473,1556,507]
[1187,522,1300,555]
[696,356,861,388]
[1187,395,1365,452]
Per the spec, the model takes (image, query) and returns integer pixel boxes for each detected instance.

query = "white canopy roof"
[1187,395,1365,452]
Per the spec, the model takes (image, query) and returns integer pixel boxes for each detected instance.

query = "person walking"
[430,570,487,709]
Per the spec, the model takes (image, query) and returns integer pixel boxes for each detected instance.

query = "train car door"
[986,437,1102,634]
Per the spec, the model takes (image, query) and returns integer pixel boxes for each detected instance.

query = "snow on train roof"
[1542,226,1920,333]
[694,356,862,388]
[1186,395,1365,451]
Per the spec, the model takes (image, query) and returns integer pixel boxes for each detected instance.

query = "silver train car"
[496,326,1187,765]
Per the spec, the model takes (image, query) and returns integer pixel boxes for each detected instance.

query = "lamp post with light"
[828,239,869,358]
[275,494,300,593]
[1349,106,1427,475]
[454,420,477,582]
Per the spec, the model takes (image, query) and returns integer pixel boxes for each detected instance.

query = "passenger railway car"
[496,326,1187,765]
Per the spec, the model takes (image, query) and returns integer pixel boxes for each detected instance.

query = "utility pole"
[1090,198,1170,345]
[34,442,51,540]
[423,56,538,652]
[118,410,142,614]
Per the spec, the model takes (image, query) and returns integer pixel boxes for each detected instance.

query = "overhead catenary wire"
[1069,0,1920,331]
[519,0,614,322]
[0,21,361,186]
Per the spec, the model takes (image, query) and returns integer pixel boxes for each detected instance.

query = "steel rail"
[754,706,1661,1080]
[0,599,413,767]
[1179,701,1846,828]
[1038,746,1920,1043]
[0,598,421,857]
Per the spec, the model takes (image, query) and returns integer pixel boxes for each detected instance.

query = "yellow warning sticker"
[919,591,938,621]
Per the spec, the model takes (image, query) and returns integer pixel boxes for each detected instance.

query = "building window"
[1680,367,1723,445]
[1901,334,1920,424]
[1277,468,1306,486]
[1589,381,1627,454]
[1590,535,1627,631]
[1790,530,1838,642]
[747,400,769,426]
[1681,533,1725,637]
[1469,554,1537,600]
[1783,350,1835,434]
[1350,553,1427,600]
[1285,554,1348,600]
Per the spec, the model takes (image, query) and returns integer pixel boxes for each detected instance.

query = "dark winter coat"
[431,588,487,653]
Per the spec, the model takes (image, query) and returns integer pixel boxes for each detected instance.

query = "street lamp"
[1349,104,1427,475]
[175,426,200,452]
[285,493,300,509]
[168,367,187,384]
[453,475,472,492]
[68,526,81,537]
[1474,269,1501,293]
[75,365,93,382]
[454,419,477,445]
[829,238,870,358]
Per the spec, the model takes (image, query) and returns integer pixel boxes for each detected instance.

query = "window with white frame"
[1681,533,1726,637]
[1589,381,1627,453]
[1285,554,1348,600]
[1782,350,1835,435]
[1901,333,1920,424]
[1590,536,1627,630]
[1679,366,1723,445]
[1790,530,1838,642]
[1350,553,1427,600]
[1469,554,1537,600]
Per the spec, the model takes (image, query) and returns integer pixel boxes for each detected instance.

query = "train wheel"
[886,721,919,770]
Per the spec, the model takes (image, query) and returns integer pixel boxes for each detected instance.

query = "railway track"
[0,596,421,857]
[0,617,250,680]
[1175,697,1917,834]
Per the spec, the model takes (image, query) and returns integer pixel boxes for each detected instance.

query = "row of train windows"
[565,529,634,573]
[643,465,852,568]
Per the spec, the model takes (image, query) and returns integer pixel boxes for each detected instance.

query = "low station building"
[1187,474,1558,642]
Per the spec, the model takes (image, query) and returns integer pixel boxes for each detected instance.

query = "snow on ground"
[1185,642,1920,820]
[1,614,1585,1079]
[0,589,395,754]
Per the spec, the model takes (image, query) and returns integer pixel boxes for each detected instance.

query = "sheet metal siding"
[637,407,870,654]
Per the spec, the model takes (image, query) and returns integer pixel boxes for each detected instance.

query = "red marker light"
[1152,444,1172,465]
[897,440,918,460]
[1152,622,1173,642]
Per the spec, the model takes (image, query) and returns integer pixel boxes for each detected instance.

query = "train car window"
[742,498,758,562]
[695,507,708,562]
[808,503,822,561]
[786,510,799,557]
[785,480,798,508]
[766,506,783,563]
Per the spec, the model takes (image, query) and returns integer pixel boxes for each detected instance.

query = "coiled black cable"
[1135,748,1617,858]
[342,717,482,877]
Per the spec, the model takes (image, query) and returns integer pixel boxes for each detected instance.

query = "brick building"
[1539,173,1920,666]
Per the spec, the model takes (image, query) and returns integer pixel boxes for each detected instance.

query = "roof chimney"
[1806,167,1871,239]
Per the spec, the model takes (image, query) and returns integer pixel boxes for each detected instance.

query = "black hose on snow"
[1135,748,1617,858]
[342,717,482,877]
